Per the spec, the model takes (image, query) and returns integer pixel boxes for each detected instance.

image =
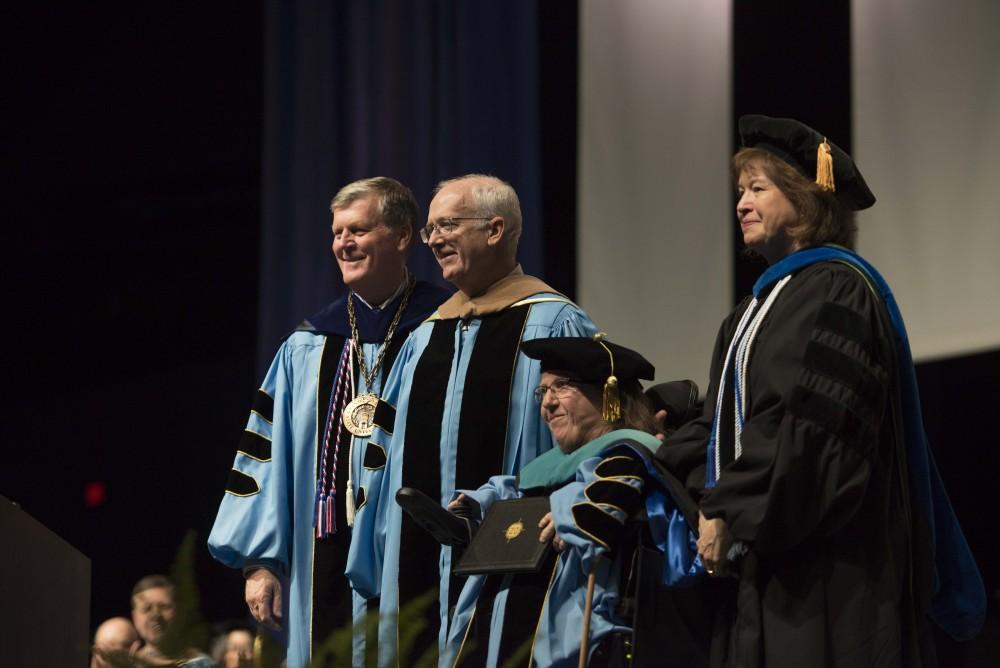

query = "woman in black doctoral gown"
[655,115,984,667]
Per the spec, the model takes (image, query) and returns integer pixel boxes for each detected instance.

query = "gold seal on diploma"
[343,393,378,437]
[505,519,524,542]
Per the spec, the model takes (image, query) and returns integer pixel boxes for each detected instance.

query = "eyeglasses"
[419,217,493,243]
[533,378,583,403]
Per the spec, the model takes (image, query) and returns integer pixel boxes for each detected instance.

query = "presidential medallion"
[505,519,525,542]
[343,393,378,437]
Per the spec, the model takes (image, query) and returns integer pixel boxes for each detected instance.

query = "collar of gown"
[434,264,562,320]
[517,428,661,491]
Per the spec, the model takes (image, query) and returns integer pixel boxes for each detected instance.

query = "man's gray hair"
[330,176,419,234]
[434,174,522,251]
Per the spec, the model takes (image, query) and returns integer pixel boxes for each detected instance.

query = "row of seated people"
[91,575,253,668]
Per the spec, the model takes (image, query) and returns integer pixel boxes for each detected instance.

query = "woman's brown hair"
[617,379,659,435]
[577,379,658,436]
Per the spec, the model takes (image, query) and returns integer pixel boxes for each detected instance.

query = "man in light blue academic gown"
[208,177,450,668]
[346,174,597,666]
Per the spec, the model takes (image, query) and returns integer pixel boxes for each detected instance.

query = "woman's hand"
[538,512,567,552]
[697,511,733,576]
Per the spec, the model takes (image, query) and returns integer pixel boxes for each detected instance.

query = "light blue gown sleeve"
[208,342,297,577]
[548,453,646,578]
[453,474,519,516]
[554,304,598,338]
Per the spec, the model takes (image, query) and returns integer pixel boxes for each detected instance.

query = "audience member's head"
[130,575,176,652]
[222,628,255,668]
[91,616,139,668]
[210,622,256,668]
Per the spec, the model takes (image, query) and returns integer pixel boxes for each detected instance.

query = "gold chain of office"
[342,277,415,436]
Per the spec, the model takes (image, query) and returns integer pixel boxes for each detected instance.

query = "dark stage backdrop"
[258,0,576,372]
[3,0,580,637]
[3,0,263,636]
[2,1,996,662]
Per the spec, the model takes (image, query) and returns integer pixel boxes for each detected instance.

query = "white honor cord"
[732,275,791,460]
[712,302,758,481]
[345,341,357,526]
[712,274,794,479]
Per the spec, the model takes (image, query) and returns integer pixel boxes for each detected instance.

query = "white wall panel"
[854,0,1000,360]
[579,0,732,389]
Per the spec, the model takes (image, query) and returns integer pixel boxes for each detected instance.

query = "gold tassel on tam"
[593,332,621,423]
[602,375,621,423]
[816,138,836,192]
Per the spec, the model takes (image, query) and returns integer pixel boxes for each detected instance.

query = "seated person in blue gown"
[412,335,701,667]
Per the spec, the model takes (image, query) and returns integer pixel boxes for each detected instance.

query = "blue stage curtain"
[259,0,545,369]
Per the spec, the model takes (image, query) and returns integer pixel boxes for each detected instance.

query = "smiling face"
[538,371,609,453]
[736,167,801,263]
[332,195,410,304]
[131,586,175,649]
[426,180,504,295]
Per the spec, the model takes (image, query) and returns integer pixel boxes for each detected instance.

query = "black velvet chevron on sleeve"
[803,340,883,407]
[571,503,624,550]
[237,430,272,462]
[373,399,396,435]
[251,389,274,422]
[594,454,645,479]
[225,469,260,496]
[814,302,874,355]
[363,443,387,470]
[788,385,875,452]
[584,479,642,510]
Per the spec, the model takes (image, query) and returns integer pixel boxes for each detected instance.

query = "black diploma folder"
[453,496,552,576]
